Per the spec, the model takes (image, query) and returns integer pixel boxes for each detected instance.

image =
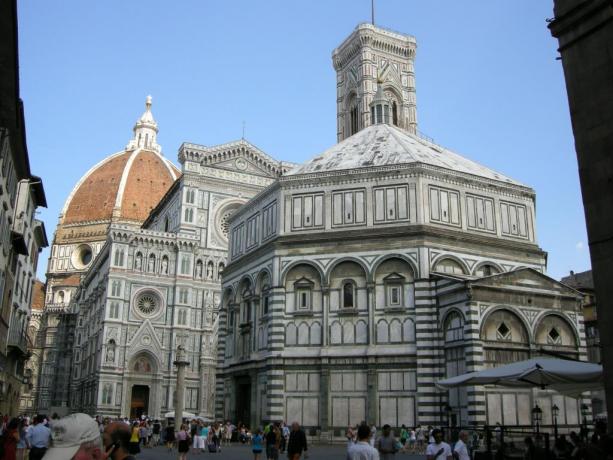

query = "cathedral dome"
[60,97,180,225]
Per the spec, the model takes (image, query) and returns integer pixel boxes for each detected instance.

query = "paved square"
[138,444,427,460]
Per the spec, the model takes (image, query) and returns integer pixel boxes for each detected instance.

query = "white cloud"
[576,241,584,250]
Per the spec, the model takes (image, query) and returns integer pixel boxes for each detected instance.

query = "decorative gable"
[126,319,163,358]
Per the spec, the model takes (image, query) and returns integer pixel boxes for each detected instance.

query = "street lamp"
[552,404,559,441]
[532,404,543,437]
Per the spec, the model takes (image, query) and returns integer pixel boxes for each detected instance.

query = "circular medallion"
[235,158,247,170]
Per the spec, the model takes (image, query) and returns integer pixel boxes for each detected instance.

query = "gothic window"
[350,104,359,135]
[180,256,190,275]
[392,101,398,126]
[178,309,188,326]
[184,208,194,223]
[101,383,113,405]
[186,188,195,204]
[164,216,170,232]
[147,253,156,272]
[109,302,120,319]
[111,280,121,297]
[134,252,143,271]
[113,248,125,267]
[179,288,189,304]
[342,281,355,309]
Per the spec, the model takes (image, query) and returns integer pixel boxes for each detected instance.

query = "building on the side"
[0,0,49,416]
[561,269,604,416]
[19,279,46,414]
[216,23,588,434]
[34,96,290,417]
[549,0,613,426]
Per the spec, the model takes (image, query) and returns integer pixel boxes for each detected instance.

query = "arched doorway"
[130,385,150,419]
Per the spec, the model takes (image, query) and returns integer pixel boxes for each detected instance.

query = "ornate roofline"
[332,23,417,71]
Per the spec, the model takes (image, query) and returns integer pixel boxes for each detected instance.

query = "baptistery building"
[216,23,587,434]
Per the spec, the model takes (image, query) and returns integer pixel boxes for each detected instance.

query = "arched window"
[350,104,359,135]
[445,312,465,342]
[475,264,500,277]
[342,281,355,309]
[392,101,398,126]
[113,248,125,266]
[433,258,466,275]
[164,216,170,232]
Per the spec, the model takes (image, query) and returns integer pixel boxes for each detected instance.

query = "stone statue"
[161,257,168,274]
[106,342,115,362]
[135,254,142,270]
[206,262,213,280]
[148,256,155,272]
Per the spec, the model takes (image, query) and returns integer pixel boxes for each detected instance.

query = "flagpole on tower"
[371,0,375,25]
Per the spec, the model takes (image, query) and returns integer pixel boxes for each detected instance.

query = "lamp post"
[552,404,559,441]
[580,403,589,440]
[532,404,543,438]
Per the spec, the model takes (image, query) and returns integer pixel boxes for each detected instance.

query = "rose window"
[135,291,161,316]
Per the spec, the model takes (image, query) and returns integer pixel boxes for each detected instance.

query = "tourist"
[369,423,377,447]
[281,422,290,453]
[224,420,234,446]
[408,427,416,453]
[252,428,264,460]
[399,425,408,452]
[1,418,20,460]
[376,424,398,460]
[347,424,380,460]
[138,422,148,447]
[346,424,356,447]
[152,419,161,446]
[416,425,425,452]
[266,422,281,460]
[16,418,29,460]
[41,413,104,460]
[425,429,451,460]
[165,423,176,451]
[191,420,201,454]
[102,421,137,460]
[453,431,470,460]
[27,415,51,460]
[176,423,190,460]
[287,422,308,460]
[197,422,207,452]
[128,422,140,455]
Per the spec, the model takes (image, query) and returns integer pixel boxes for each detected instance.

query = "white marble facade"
[68,140,290,418]
[216,23,588,434]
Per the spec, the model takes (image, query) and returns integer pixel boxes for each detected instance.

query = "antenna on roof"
[371,0,375,25]
[242,121,246,140]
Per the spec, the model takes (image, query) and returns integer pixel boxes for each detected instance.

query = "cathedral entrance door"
[130,385,149,419]
[235,378,251,427]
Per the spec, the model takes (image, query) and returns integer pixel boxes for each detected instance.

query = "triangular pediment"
[126,319,163,357]
[199,139,292,178]
[470,268,582,298]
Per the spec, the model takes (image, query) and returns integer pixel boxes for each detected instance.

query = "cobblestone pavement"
[137,444,427,459]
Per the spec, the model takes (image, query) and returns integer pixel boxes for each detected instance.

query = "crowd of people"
[1,412,612,460]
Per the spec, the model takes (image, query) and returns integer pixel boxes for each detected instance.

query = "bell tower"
[332,23,418,141]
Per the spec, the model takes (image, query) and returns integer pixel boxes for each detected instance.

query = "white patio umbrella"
[164,411,197,420]
[437,357,603,398]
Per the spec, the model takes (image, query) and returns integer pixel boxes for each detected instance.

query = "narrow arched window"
[392,101,398,126]
[350,105,359,135]
[343,282,355,308]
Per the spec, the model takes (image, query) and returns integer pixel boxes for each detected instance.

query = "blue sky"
[18,0,590,281]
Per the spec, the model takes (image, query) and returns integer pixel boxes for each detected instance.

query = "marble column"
[173,345,190,425]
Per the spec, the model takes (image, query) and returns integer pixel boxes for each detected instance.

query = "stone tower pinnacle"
[332,23,417,141]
